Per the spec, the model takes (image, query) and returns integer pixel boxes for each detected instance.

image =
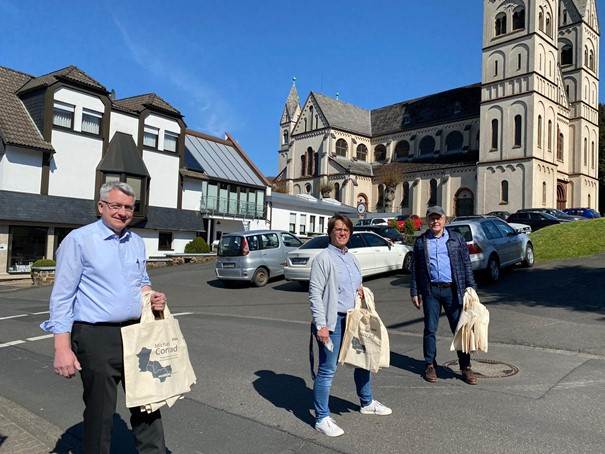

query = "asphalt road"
[0,254,604,453]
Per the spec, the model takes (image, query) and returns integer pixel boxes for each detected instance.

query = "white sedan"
[284,231,413,282]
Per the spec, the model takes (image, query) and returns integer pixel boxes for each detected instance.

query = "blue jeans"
[422,286,471,369]
[313,314,373,422]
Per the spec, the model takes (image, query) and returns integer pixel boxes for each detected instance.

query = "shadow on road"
[252,370,360,427]
[271,281,307,292]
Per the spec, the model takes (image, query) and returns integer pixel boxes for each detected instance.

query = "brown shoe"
[461,368,478,385]
[424,364,437,383]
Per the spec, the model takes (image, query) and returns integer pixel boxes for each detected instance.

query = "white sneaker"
[360,400,392,416]
[315,417,344,437]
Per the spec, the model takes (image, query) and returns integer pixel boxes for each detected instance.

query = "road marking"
[0,314,29,321]
[0,340,26,348]
[32,311,50,315]
[25,334,54,341]
[172,312,195,317]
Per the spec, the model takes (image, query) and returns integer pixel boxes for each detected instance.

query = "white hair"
[99,181,135,200]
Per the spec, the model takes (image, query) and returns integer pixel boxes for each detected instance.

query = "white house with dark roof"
[276,0,600,217]
[0,65,270,276]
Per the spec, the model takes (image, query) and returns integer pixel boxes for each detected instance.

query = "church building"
[274,0,600,217]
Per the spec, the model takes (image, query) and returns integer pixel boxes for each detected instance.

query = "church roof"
[330,156,374,177]
[0,66,54,152]
[370,84,481,136]
[311,92,372,136]
[285,83,300,118]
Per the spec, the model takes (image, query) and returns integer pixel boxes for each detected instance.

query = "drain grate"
[443,358,519,378]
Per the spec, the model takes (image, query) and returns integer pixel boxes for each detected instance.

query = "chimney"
[109,89,116,100]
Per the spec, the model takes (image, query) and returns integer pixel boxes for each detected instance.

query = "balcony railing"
[200,196,265,219]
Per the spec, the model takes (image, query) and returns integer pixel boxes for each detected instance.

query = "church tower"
[478,0,564,213]
[277,78,301,190]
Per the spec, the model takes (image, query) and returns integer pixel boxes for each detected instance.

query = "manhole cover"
[443,359,519,378]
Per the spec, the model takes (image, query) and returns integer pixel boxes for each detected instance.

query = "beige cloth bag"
[338,287,390,373]
[122,292,197,413]
[450,287,490,353]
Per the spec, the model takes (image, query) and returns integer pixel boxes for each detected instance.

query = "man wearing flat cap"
[409,206,478,385]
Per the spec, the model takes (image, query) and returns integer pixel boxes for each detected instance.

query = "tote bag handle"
[140,291,173,324]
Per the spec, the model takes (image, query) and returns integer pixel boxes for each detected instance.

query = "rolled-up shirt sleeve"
[40,235,83,334]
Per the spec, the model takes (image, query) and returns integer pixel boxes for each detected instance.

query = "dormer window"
[53,101,74,129]
[143,126,159,149]
[81,109,102,135]
[164,131,178,152]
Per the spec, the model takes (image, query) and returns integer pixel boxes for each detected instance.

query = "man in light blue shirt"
[41,181,167,454]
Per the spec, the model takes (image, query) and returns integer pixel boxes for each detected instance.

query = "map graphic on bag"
[122,292,197,412]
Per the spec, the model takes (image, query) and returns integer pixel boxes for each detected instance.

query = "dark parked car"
[518,208,583,221]
[507,211,560,232]
[486,211,511,220]
[563,208,601,219]
[353,226,405,244]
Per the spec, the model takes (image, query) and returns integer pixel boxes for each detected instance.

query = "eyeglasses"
[100,200,135,212]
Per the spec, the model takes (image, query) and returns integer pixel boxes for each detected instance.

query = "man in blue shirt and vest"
[41,181,167,453]
[410,206,478,385]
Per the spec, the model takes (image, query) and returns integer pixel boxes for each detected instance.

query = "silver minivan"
[215,230,303,287]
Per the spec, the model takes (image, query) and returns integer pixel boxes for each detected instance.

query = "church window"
[315,114,319,129]
[589,49,594,70]
[335,138,348,157]
[313,152,319,176]
[517,53,522,70]
[445,131,463,152]
[495,12,507,36]
[563,10,567,25]
[301,155,306,176]
[491,119,498,150]
[547,120,552,152]
[305,183,311,193]
[557,129,564,161]
[304,118,307,131]
[501,180,509,204]
[307,148,314,175]
[494,60,499,77]
[584,138,587,166]
[429,179,438,206]
[542,182,547,206]
[538,9,544,31]
[537,115,543,148]
[283,129,289,145]
[374,144,387,162]
[334,183,341,202]
[591,141,595,169]
[512,7,525,30]
[561,44,573,66]
[588,194,591,207]
[401,182,410,209]
[545,13,552,37]
[395,140,410,160]
[419,136,435,155]
[584,46,588,66]
[514,115,522,147]
[356,144,368,161]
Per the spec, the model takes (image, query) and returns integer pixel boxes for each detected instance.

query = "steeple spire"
[280,76,301,125]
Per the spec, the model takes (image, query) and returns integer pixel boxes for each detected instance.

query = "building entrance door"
[556,181,567,210]
[455,188,474,216]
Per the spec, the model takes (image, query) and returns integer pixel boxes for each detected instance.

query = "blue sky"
[1,0,603,176]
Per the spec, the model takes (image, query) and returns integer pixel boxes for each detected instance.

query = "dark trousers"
[422,286,471,370]
[71,322,166,454]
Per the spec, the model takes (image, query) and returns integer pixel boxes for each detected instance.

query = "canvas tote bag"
[338,287,390,373]
[450,287,490,353]
[122,292,196,412]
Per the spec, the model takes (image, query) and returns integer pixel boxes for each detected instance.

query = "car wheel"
[522,243,535,268]
[252,267,269,287]
[402,253,413,274]
[486,255,500,282]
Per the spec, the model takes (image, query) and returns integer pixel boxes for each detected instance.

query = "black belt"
[337,312,348,316]
[73,320,139,327]
[431,282,453,288]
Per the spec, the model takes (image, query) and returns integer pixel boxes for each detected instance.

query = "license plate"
[291,257,308,265]
[222,263,235,269]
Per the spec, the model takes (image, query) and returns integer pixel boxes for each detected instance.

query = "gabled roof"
[311,92,372,136]
[184,130,268,187]
[270,192,357,216]
[330,156,374,177]
[113,93,181,117]
[17,65,106,94]
[0,66,53,152]
[370,84,481,136]
[97,132,150,176]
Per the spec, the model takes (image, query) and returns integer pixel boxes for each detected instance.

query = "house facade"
[275,0,600,217]
[0,65,269,276]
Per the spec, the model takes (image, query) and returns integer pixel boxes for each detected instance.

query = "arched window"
[374,144,387,162]
[547,120,552,151]
[491,119,499,150]
[512,7,525,30]
[395,140,410,160]
[537,115,543,148]
[401,182,410,208]
[334,183,340,201]
[313,151,319,177]
[501,180,509,203]
[517,53,522,70]
[419,136,435,155]
[356,144,368,161]
[584,138,588,165]
[429,179,438,206]
[514,115,522,147]
[591,141,595,169]
[584,46,589,66]
[589,49,594,70]
[588,194,592,207]
[305,183,311,193]
[557,129,564,161]
[335,138,348,157]
[300,155,306,176]
[495,12,507,36]
[282,129,289,145]
[309,106,313,130]
[445,131,463,152]
[538,9,544,31]
[561,44,573,66]
[545,13,552,37]
[307,148,314,176]
[303,118,307,131]
[542,182,547,206]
